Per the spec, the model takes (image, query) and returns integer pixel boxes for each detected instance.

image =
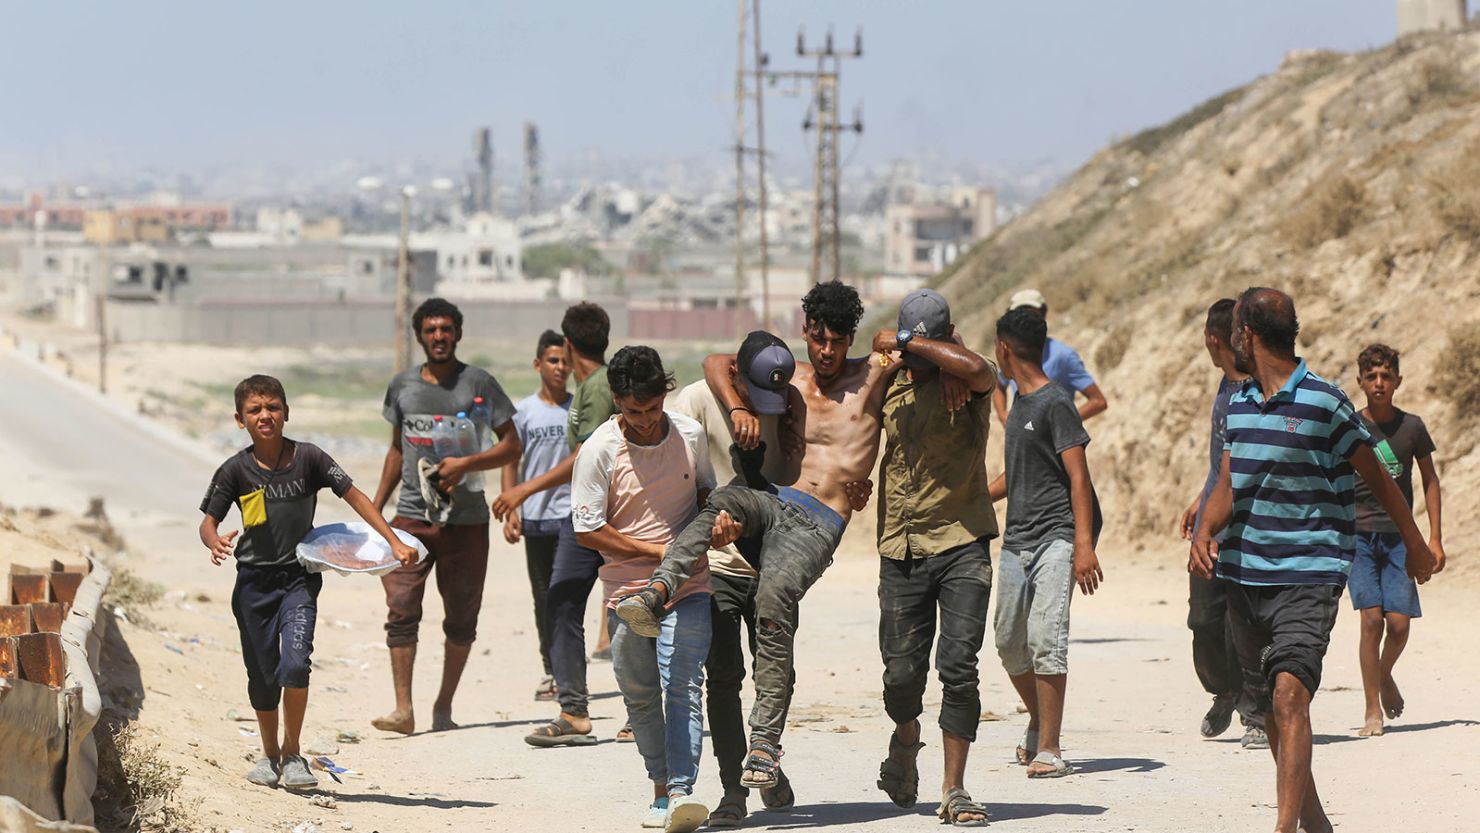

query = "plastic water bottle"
[455,411,483,490]
[470,396,493,450]
[431,415,460,461]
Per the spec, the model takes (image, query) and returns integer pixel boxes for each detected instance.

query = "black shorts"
[232,562,322,711]
[1224,581,1342,697]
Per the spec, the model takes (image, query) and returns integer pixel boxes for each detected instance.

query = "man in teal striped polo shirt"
[1190,287,1436,833]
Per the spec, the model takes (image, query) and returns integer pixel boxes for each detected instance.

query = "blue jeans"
[1348,531,1422,617]
[609,593,712,794]
[994,538,1075,676]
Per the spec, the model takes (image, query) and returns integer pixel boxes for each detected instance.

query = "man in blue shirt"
[992,289,1108,425]
[1191,287,1436,833]
[1177,299,1266,750]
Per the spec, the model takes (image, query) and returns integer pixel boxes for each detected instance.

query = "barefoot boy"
[199,375,416,791]
[1349,343,1445,736]
[988,307,1103,778]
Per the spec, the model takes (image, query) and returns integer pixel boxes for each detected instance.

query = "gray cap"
[898,289,951,369]
[736,331,796,415]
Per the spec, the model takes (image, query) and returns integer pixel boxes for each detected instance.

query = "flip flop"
[876,730,925,808]
[524,716,597,748]
[1027,751,1074,778]
[938,787,990,827]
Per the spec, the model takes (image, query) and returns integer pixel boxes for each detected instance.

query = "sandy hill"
[935,28,1480,576]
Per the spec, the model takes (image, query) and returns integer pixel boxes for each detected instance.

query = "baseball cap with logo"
[898,288,951,370]
[736,331,796,415]
[1009,288,1047,311]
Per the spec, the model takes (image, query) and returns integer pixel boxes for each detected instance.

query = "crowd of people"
[195,282,1443,833]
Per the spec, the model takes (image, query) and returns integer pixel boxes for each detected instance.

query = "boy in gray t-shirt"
[988,308,1103,779]
[1348,343,1445,738]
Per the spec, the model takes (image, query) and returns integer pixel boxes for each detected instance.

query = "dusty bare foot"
[1358,713,1384,737]
[1380,675,1404,719]
[431,708,459,732]
[371,709,415,735]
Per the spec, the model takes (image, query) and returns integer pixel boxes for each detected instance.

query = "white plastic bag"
[296,522,427,577]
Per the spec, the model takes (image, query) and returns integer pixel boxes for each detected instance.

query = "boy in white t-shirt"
[571,346,720,833]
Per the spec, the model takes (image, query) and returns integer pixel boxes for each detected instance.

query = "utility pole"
[523,122,542,216]
[393,187,413,374]
[95,293,106,395]
[773,27,862,284]
[733,0,773,337]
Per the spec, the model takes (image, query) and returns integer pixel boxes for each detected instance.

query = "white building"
[884,187,997,279]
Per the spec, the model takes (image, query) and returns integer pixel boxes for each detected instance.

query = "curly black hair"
[607,345,676,403]
[801,280,864,336]
[536,329,564,358]
[1358,343,1400,377]
[233,374,287,414]
[412,297,463,333]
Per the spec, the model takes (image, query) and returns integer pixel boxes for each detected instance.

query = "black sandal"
[740,739,784,788]
[876,729,925,808]
[760,767,794,810]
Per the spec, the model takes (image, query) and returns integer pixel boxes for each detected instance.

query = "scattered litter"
[312,756,351,783]
[335,729,362,744]
[238,727,258,738]
[979,711,1006,722]
[305,737,340,756]
[164,644,185,655]
[310,795,337,810]
[340,823,353,830]
[226,709,255,722]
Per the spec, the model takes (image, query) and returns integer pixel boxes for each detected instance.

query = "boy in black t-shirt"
[1349,344,1445,737]
[199,375,416,791]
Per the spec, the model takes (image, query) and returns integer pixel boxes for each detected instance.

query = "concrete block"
[29,604,66,634]
[9,574,48,605]
[47,573,83,607]
[15,633,64,688]
[0,605,32,637]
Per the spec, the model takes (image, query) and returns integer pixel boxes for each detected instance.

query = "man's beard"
[1232,346,1253,375]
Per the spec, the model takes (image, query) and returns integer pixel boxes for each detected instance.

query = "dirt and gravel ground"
[2,348,1478,833]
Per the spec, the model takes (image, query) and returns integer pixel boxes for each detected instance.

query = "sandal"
[876,729,925,808]
[1027,751,1074,778]
[616,723,636,743]
[523,716,597,748]
[739,739,784,788]
[760,767,794,811]
[1015,728,1038,765]
[707,792,747,828]
[938,787,990,827]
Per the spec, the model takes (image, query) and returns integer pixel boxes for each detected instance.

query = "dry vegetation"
[938,29,1480,571]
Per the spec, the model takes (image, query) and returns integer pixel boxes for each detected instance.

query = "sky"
[1,0,1469,181]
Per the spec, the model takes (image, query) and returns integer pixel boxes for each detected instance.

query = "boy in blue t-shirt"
[199,375,415,791]
[1348,344,1445,737]
[500,330,573,701]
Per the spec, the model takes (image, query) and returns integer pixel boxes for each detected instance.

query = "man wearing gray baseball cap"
[868,288,998,826]
[992,289,1108,427]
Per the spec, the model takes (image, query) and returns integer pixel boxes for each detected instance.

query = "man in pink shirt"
[571,345,718,833]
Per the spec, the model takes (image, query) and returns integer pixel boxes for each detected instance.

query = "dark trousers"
[1189,574,1266,728]
[707,570,797,795]
[878,540,993,742]
[652,484,843,745]
[547,516,604,717]
[232,563,322,712]
[1226,582,1342,699]
[523,527,559,676]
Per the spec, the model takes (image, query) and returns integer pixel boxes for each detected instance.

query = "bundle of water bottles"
[430,396,495,491]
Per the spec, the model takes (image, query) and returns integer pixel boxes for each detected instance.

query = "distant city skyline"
[2,1,1467,187]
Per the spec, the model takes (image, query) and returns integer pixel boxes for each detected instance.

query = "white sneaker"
[665,795,709,833]
[641,797,669,829]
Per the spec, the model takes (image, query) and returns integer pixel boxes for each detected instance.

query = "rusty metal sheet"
[0,637,15,679]
[15,633,64,688]
[9,574,48,605]
[28,604,65,634]
[0,605,32,637]
[47,573,83,607]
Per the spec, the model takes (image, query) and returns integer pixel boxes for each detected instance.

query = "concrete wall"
[102,296,633,347]
[1398,0,1468,34]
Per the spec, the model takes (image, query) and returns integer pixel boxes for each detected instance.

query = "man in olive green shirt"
[872,289,998,827]
[494,302,620,746]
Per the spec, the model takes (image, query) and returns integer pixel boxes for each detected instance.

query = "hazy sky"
[3,1,1468,180]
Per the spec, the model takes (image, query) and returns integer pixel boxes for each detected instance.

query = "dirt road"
[2,350,1476,833]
